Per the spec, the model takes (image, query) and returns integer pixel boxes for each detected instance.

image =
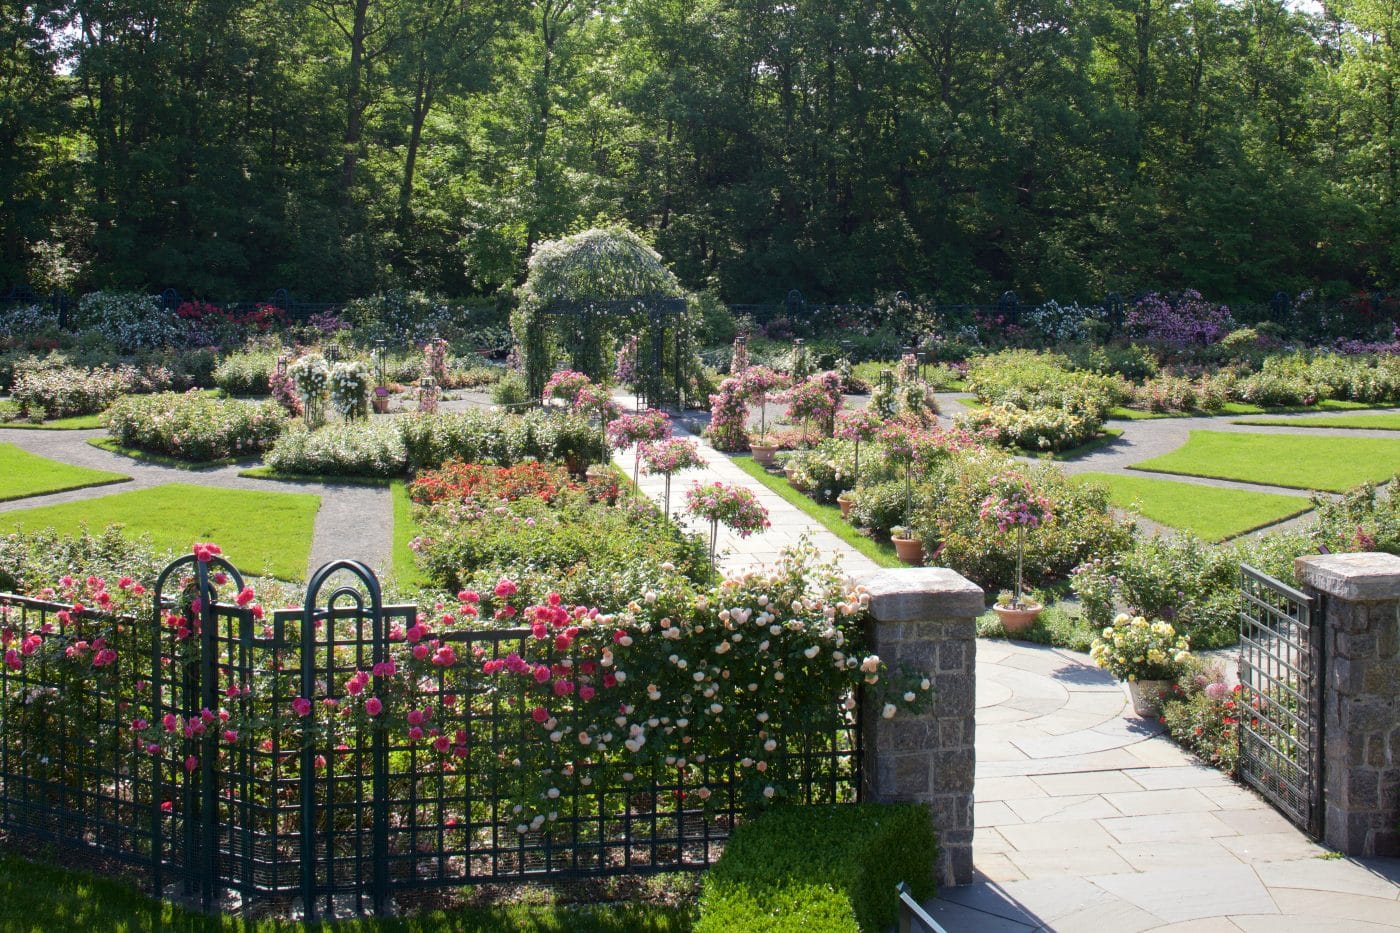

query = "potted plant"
[750,434,780,467]
[837,490,856,519]
[992,590,1042,634]
[980,470,1051,631]
[372,385,391,413]
[890,525,924,566]
[1090,614,1192,717]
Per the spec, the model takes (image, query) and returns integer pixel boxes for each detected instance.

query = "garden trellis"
[0,555,861,918]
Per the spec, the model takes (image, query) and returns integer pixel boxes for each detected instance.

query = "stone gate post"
[860,567,982,886]
[1295,552,1400,857]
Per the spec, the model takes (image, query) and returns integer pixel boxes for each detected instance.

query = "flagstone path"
[923,640,1400,931]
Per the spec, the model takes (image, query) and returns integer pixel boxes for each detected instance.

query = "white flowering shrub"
[1021,300,1094,344]
[328,360,370,420]
[72,291,178,352]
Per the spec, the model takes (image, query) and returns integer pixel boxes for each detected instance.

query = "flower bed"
[10,365,128,420]
[0,542,929,910]
[106,392,288,461]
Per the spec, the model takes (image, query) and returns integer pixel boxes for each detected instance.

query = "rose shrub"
[107,391,289,461]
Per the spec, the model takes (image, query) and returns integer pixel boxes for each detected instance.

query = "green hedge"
[697,804,935,933]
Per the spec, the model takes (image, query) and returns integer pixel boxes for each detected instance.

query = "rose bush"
[107,391,288,461]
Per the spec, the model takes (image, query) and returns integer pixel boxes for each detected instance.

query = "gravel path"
[0,428,391,578]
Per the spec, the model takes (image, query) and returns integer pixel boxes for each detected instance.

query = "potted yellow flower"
[1089,614,1192,717]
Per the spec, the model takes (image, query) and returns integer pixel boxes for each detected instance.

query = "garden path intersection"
[2,396,1398,928]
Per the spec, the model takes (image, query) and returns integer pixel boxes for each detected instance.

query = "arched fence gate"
[539,295,691,409]
[0,556,858,918]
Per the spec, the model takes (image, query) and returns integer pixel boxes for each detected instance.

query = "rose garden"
[0,229,1397,928]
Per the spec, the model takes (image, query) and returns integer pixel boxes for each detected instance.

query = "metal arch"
[297,559,389,919]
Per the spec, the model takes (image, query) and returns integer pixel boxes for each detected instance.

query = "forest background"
[1,0,1396,303]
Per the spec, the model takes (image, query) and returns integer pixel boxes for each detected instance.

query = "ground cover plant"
[695,803,935,933]
[1074,472,1312,541]
[0,443,130,502]
[1232,412,1400,431]
[0,483,319,580]
[106,392,289,462]
[0,854,694,932]
[1129,430,1400,492]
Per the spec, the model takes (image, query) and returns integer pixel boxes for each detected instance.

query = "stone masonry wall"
[860,567,982,886]
[1296,552,1400,857]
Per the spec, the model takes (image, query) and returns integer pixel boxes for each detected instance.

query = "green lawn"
[240,465,393,486]
[1108,399,1378,421]
[0,443,130,502]
[0,482,320,580]
[0,854,692,932]
[1129,430,1400,492]
[0,413,106,430]
[1232,412,1400,431]
[729,455,902,568]
[391,478,429,589]
[1075,471,1312,541]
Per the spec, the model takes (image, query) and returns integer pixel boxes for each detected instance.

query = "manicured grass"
[0,854,693,932]
[1231,412,1400,431]
[1129,430,1400,492]
[240,465,393,486]
[1074,472,1312,541]
[0,413,106,430]
[1109,399,1379,420]
[0,443,130,502]
[391,479,429,589]
[88,436,245,470]
[729,455,902,568]
[0,482,320,580]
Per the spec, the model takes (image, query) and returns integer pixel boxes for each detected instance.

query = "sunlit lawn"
[1129,430,1400,492]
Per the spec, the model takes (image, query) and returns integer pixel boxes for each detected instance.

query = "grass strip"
[1035,428,1124,461]
[1109,399,1380,420]
[1074,471,1312,541]
[0,413,106,430]
[239,465,394,486]
[729,455,902,568]
[88,436,248,470]
[1128,430,1400,492]
[1230,413,1400,431]
[391,479,429,590]
[0,442,130,502]
[0,853,693,932]
[0,482,320,580]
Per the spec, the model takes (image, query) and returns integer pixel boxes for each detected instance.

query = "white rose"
[881,703,896,719]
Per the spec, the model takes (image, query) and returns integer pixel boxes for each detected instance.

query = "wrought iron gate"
[1238,565,1323,837]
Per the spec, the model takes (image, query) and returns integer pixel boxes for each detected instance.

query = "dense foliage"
[3,0,1396,302]
[106,392,289,461]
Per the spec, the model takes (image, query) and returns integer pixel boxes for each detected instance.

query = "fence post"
[860,568,982,887]
[1295,552,1400,857]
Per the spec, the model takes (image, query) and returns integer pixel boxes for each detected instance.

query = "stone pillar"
[861,567,982,886]
[1295,552,1400,857]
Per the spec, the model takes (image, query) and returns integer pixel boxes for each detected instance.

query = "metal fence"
[0,555,859,917]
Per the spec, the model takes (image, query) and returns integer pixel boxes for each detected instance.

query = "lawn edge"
[239,465,394,486]
[87,437,250,471]
[0,474,132,504]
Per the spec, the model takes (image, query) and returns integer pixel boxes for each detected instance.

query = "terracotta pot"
[1126,679,1172,717]
[992,602,1043,634]
[893,536,924,566]
[750,443,778,467]
[372,396,390,414]
[837,495,854,520]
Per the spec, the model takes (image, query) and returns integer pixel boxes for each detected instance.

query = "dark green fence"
[0,556,859,918]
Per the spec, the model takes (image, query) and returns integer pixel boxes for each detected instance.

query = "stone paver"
[924,641,1400,931]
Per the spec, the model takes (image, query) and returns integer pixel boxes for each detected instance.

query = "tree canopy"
[0,0,1395,303]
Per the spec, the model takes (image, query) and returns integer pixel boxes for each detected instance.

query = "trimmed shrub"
[265,420,408,477]
[398,409,606,473]
[106,392,288,461]
[213,349,281,396]
[696,803,936,933]
[11,364,127,419]
[955,403,1102,452]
